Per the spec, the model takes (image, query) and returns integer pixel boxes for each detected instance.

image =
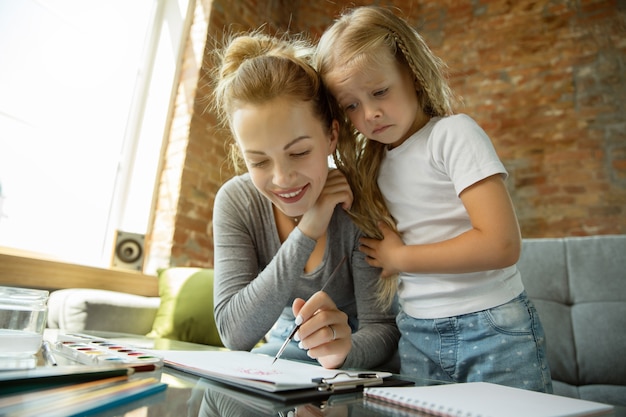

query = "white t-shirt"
[378,114,524,319]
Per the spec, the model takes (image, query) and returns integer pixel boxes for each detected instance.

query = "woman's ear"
[328,119,339,154]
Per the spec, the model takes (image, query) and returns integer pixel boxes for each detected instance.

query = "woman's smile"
[274,184,308,203]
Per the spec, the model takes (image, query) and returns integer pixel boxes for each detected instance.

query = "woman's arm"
[292,223,400,370]
[343,246,400,369]
[212,179,314,350]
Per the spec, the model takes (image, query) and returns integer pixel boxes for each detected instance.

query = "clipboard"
[197,374,414,409]
[260,374,415,403]
[191,369,411,403]
[194,371,414,403]
[153,350,414,402]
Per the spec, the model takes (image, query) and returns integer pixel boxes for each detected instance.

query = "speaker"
[111,231,145,271]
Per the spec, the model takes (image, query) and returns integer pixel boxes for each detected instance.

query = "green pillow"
[147,267,223,347]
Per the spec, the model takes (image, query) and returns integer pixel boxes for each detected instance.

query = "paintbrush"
[271,255,347,365]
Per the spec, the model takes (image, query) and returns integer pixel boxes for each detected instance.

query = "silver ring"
[329,325,336,341]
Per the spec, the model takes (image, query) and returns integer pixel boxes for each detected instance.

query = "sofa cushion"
[519,235,626,407]
[48,288,159,334]
[566,237,626,389]
[147,267,223,347]
[518,239,578,386]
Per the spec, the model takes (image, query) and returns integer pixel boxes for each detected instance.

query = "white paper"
[152,350,390,392]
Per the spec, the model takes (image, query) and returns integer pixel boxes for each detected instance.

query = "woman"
[211,30,399,370]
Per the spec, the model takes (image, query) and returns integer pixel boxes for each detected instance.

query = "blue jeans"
[252,317,315,364]
[397,291,553,393]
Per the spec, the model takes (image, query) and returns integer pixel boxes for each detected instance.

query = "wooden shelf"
[0,250,158,297]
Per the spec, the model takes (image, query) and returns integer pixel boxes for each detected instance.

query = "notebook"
[363,382,615,417]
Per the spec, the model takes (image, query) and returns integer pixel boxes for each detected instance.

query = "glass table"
[23,330,420,417]
[5,329,622,417]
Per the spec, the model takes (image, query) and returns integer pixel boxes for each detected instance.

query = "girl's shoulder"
[430,114,490,144]
[432,113,481,133]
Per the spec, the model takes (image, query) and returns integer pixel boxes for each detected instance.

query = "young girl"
[316,6,553,391]
[211,30,399,370]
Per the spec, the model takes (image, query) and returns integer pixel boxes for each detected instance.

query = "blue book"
[0,375,167,416]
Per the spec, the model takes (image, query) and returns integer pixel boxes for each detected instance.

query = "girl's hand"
[298,169,353,240]
[360,175,521,275]
[359,222,404,278]
[292,291,352,369]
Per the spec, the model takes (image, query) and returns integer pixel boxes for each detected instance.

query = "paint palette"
[52,333,163,372]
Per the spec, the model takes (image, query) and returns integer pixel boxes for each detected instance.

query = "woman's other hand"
[298,169,353,240]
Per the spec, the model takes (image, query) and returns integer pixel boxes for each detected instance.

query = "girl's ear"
[328,119,340,154]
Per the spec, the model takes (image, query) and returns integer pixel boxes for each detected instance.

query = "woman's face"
[231,97,337,219]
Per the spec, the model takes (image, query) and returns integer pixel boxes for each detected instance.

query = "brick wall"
[147,0,298,270]
[149,0,626,269]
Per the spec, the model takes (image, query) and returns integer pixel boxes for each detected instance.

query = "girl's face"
[326,51,424,149]
[231,97,338,219]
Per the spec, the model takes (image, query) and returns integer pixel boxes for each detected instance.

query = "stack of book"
[0,365,167,417]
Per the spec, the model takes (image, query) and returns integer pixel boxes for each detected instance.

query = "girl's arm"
[361,174,521,276]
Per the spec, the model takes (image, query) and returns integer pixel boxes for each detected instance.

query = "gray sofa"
[47,288,159,335]
[517,235,626,406]
[47,235,626,407]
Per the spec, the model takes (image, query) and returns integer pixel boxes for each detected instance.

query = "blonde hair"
[315,6,456,308]
[212,30,353,175]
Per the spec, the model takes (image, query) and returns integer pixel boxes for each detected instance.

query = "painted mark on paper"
[237,367,281,376]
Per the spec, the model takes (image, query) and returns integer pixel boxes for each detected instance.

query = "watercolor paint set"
[52,333,163,372]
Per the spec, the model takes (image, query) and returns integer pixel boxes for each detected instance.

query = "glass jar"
[0,286,49,359]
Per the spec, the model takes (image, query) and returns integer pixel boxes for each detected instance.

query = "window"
[0,0,191,269]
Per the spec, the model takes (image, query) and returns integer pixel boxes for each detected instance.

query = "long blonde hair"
[211,31,353,175]
[315,6,456,308]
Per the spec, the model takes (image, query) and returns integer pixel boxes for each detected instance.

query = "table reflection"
[196,379,395,417]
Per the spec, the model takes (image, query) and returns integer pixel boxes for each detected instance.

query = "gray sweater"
[213,174,399,369]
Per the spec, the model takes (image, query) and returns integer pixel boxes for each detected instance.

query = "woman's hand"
[298,169,353,240]
[292,291,352,369]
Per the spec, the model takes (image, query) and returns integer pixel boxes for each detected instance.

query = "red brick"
[147,0,626,269]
